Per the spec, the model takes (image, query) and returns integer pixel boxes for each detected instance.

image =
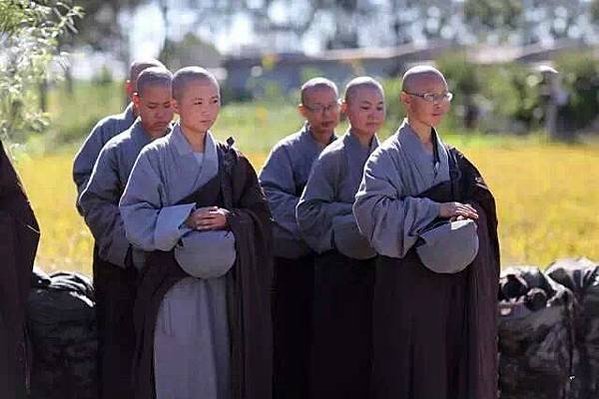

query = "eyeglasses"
[303,101,340,113]
[404,91,453,104]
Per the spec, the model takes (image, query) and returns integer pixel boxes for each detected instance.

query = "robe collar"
[344,129,379,154]
[300,122,336,150]
[170,123,219,187]
[123,102,136,124]
[344,130,379,188]
[129,119,153,148]
[397,119,450,181]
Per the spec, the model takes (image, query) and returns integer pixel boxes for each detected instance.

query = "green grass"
[16,143,599,275]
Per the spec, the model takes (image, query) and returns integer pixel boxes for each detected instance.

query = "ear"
[340,101,348,116]
[125,80,134,99]
[298,104,308,119]
[399,92,410,107]
[171,98,180,114]
[132,92,141,108]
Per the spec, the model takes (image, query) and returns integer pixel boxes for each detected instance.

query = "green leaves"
[0,0,82,142]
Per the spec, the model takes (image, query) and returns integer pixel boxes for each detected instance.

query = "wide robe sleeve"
[0,141,39,398]
[73,121,112,198]
[119,150,194,252]
[259,145,303,240]
[453,147,500,399]
[296,151,353,254]
[353,147,441,258]
[222,149,274,399]
[79,145,130,267]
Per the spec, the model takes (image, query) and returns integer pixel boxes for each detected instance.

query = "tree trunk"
[65,65,74,96]
[38,78,48,112]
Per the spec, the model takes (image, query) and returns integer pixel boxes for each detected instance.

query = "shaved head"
[401,65,446,93]
[129,59,166,89]
[172,66,220,101]
[344,76,384,104]
[300,77,338,105]
[136,67,173,97]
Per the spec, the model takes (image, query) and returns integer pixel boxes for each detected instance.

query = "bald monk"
[0,141,40,399]
[353,66,500,399]
[73,58,165,202]
[79,67,174,398]
[120,66,272,399]
[259,77,340,399]
[297,76,385,398]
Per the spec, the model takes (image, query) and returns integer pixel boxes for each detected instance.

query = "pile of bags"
[24,258,599,399]
[499,258,599,399]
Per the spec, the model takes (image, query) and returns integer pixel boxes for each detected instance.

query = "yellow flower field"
[15,143,599,275]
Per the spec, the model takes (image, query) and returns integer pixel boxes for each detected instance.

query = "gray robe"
[120,125,231,399]
[78,118,151,268]
[73,103,136,202]
[353,119,450,259]
[259,123,336,259]
[297,131,378,258]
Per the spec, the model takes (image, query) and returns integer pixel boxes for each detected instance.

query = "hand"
[439,202,478,220]
[185,206,230,231]
[185,206,214,229]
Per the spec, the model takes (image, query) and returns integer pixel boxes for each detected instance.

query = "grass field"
[11,82,599,275]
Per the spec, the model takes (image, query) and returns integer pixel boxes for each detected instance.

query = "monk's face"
[174,79,221,134]
[344,86,385,138]
[299,87,340,136]
[400,74,450,128]
[133,84,174,138]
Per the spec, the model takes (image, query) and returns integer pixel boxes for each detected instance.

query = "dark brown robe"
[132,142,273,399]
[371,147,500,399]
[271,254,315,399]
[92,249,137,398]
[310,251,375,399]
[0,140,40,399]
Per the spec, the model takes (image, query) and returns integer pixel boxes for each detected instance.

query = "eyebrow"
[356,100,384,104]
[309,101,337,105]
[190,95,220,100]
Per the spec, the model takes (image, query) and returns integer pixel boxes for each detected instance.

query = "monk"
[259,77,340,399]
[353,66,500,399]
[297,76,385,398]
[72,58,165,201]
[120,66,272,399]
[0,140,40,398]
[78,67,174,398]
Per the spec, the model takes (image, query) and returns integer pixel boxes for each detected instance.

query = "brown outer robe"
[132,141,274,399]
[0,140,40,399]
[371,147,500,399]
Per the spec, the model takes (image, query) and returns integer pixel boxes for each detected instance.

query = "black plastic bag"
[547,258,599,399]
[498,266,578,399]
[27,269,98,399]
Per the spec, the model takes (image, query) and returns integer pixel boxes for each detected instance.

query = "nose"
[324,102,340,115]
[157,108,172,122]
